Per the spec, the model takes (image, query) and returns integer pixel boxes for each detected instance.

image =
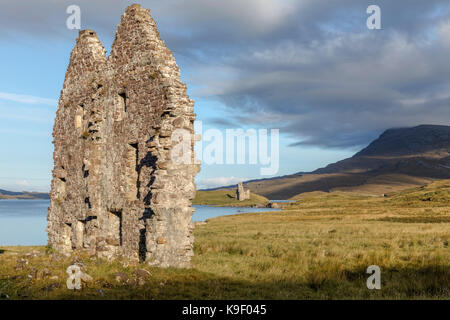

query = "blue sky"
[0,38,353,191]
[1,0,450,192]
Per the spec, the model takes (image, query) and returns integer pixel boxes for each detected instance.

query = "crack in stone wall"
[47,4,199,268]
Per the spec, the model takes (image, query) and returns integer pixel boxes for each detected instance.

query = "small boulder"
[14,258,28,271]
[25,250,42,258]
[80,272,93,283]
[133,268,151,280]
[37,268,52,280]
[114,272,129,284]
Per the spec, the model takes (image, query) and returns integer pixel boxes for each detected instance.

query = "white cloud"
[0,178,50,193]
[196,176,249,190]
[1,0,449,150]
[15,180,30,187]
[0,92,57,106]
[162,0,298,35]
[438,19,450,48]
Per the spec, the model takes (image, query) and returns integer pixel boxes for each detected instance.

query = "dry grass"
[0,180,449,299]
[247,172,435,199]
[332,174,435,196]
[193,188,449,299]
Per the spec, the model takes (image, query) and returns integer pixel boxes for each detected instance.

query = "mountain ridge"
[0,189,49,200]
[242,124,450,199]
[3,125,449,200]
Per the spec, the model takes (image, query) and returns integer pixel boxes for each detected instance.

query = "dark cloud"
[207,118,237,128]
[2,0,450,148]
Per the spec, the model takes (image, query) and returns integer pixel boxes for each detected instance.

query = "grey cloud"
[2,0,450,148]
[206,118,237,128]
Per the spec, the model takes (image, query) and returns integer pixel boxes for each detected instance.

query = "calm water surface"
[192,205,278,223]
[0,200,279,246]
[0,200,49,246]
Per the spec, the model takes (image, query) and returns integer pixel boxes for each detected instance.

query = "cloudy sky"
[1,0,450,191]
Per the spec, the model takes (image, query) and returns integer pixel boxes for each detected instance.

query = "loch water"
[0,200,279,246]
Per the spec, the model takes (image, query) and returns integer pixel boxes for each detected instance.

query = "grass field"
[0,181,449,299]
[192,189,269,207]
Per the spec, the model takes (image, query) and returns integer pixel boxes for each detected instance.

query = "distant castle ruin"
[236,182,250,201]
[47,4,199,268]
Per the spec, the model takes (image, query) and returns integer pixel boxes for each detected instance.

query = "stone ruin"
[47,4,199,268]
[236,182,250,201]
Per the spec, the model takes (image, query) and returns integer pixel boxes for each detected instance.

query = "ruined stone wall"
[236,182,250,201]
[47,4,199,268]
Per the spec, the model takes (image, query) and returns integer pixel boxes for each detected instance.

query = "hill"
[0,189,49,200]
[314,125,450,176]
[192,189,269,207]
[1,179,448,299]
[244,125,450,199]
[387,179,450,207]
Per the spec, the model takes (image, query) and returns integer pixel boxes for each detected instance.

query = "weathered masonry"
[236,182,250,201]
[47,4,199,268]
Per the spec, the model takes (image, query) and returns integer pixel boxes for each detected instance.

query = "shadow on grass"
[0,249,5,254]
[4,265,449,300]
[376,216,450,223]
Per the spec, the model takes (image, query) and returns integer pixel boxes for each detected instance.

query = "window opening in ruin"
[56,175,67,199]
[75,105,84,129]
[115,92,127,121]
[82,164,89,178]
[108,210,123,246]
[63,223,72,250]
[130,143,138,170]
[126,143,139,200]
[139,228,146,262]
[119,92,127,113]
[74,220,85,249]
[138,208,153,262]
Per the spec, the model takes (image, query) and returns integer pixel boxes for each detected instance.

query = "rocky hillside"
[244,125,450,199]
[315,125,450,177]
[0,189,49,200]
